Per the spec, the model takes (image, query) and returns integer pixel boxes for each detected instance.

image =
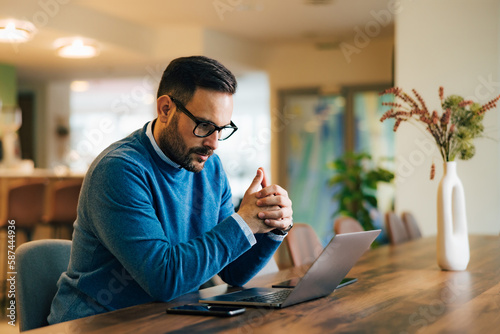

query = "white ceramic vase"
[436,161,470,271]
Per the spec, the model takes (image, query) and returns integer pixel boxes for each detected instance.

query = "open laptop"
[200,229,380,308]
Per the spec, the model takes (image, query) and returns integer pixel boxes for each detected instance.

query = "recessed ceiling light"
[0,19,37,43]
[55,37,100,59]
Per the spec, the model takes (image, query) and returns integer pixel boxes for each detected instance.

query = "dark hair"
[156,56,237,104]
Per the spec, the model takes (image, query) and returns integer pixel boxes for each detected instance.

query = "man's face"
[158,89,233,173]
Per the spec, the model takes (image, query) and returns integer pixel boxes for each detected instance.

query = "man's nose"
[202,131,219,151]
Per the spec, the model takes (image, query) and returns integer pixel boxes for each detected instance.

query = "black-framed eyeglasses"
[168,95,238,141]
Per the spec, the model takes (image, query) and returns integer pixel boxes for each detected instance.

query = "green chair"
[17,239,71,331]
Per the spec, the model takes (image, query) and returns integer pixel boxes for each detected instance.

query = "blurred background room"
[0,0,499,331]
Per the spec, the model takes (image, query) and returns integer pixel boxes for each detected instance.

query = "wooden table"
[27,235,500,333]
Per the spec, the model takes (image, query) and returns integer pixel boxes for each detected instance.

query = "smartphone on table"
[166,303,246,317]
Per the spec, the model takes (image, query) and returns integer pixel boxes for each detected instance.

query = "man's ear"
[157,95,173,123]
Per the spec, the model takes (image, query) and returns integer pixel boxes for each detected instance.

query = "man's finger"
[256,195,291,208]
[257,184,288,198]
[246,168,264,194]
[259,167,268,188]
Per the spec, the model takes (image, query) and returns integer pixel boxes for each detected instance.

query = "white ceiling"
[0,0,394,83]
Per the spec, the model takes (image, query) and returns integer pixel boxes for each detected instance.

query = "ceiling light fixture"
[55,37,99,59]
[0,18,37,43]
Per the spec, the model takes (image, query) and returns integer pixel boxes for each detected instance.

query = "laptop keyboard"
[237,289,292,303]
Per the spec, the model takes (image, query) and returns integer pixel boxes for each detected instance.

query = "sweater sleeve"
[84,156,254,301]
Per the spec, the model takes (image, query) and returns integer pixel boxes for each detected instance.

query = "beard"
[157,115,213,173]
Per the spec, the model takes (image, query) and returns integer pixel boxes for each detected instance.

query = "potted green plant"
[328,151,394,231]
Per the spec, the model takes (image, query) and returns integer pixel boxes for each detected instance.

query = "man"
[48,56,293,324]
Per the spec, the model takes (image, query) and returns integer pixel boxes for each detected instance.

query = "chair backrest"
[334,216,364,234]
[7,182,45,229]
[274,238,294,270]
[401,211,422,239]
[385,212,410,245]
[45,181,82,224]
[286,223,323,267]
[17,239,71,332]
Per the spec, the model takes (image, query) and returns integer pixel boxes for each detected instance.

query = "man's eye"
[198,123,214,132]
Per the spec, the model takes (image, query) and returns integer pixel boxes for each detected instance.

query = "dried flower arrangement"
[379,87,500,179]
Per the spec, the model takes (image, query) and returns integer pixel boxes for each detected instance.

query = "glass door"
[279,84,394,243]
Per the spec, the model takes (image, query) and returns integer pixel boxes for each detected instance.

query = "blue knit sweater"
[48,121,283,324]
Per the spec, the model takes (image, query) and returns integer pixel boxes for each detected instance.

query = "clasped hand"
[237,167,293,234]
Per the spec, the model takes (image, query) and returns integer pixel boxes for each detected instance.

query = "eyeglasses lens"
[194,123,234,140]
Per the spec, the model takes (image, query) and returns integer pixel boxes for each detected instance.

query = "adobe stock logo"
[340,0,404,64]
[213,0,243,20]
[400,276,469,334]
[6,0,72,53]
[25,0,72,29]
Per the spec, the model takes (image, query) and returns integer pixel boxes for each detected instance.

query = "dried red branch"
[413,89,429,113]
[458,100,473,108]
[477,95,500,115]
[440,109,451,125]
[381,102,403,108]
[431,111,439,125]
[393,119,402,132]
[380,86,500,164]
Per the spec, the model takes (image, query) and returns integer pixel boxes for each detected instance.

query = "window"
[68,78,156,171]
[216,72,271,207]
[68,74,271,209]
[280,85,394,242]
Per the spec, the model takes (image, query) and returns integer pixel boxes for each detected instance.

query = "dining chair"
[401,211,422,240]
[285,223,324,267]
[1,182,46,241]
[334,216,364,234]
[385,212,410,245]
[17,239,72,331]
[44,180,82,239]
[274,238,295,270]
